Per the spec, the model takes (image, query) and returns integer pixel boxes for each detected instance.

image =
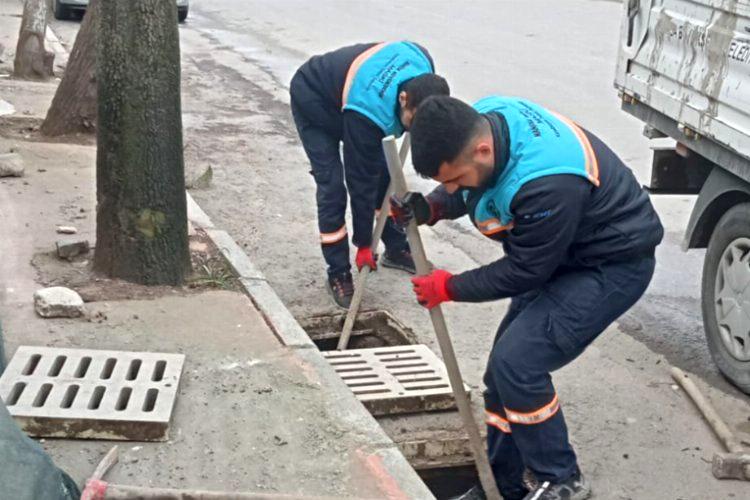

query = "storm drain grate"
[322,345,468,416]
[0,346,185,441]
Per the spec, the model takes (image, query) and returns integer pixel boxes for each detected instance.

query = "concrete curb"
[185,192,434,499]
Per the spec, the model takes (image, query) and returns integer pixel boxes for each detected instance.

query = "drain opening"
[74,357,92,378]
[418,464,479,500]
[115,387,132,411]
[126,359,142,381]
[7,382,26,406]
[32,384,53,407]
[88,386,105,409]
[299,310,418,351]
[152,360,167,381]
[143,388,159,412]
[100,358,116,379]
[23,354,42,375]
[48,355,67,377]
[60,385,80,409]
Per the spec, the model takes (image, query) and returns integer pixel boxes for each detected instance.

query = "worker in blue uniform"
[391,95,663,500]
[290,42,450,308]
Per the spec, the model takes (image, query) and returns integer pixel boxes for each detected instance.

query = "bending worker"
[290,41,449,308]
[392,95,663,500]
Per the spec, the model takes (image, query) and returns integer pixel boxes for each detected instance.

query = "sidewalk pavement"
[0,31,433,500]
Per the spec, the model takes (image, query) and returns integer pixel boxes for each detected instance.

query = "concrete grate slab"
[0,346,185,441]
[322,345,468,416]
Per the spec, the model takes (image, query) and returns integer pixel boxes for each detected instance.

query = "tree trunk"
[40,0,98,136]
[14,0,54,80]
[94,0,189,285]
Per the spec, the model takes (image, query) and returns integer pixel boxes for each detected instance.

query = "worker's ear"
[475,141,492,156]
[398,91,409,110]
[474,141,493,162]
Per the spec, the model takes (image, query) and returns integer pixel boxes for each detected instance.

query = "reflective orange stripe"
[485,410,512,433]
[477,218,514,236]
[341,43,387,109]
[505,395,560,425]
[551,112,600,187]
[320,224,347,245]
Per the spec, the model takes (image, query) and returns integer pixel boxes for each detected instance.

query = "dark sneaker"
[326,272,354,309]
[381,249,416,274]
[522,470,591,500]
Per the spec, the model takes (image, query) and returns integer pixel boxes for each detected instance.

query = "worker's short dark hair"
[400,74,450,109]
[410,96,483,178]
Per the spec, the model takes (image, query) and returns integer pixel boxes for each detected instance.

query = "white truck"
[615,0,750,392]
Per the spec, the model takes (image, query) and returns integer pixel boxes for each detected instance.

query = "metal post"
[381,136,501,499]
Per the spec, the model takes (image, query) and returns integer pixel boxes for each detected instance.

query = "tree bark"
[40,0,98,136]
[94,0,189,285]
[14,0,54,80]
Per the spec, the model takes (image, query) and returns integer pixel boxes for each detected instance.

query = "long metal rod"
[337,134,411,350]
[381,136,501,499]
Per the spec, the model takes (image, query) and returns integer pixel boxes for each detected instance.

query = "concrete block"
[33,287,84,318]
[0,153,24,177]
[0,346,185,441]
[56,239,89,260]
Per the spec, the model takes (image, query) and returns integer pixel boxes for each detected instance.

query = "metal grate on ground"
[0,346,185,441]
[322,345,469,416]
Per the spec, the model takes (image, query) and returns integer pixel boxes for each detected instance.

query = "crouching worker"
[392,95,663,499]
[290,42,450,308]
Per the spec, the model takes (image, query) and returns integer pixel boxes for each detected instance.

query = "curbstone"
[185,191,215,229]
[33,287,84,318]
[239,278,315,348]
[208,229,266,281]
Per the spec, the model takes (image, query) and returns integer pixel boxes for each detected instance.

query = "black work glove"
[390,192,432,228]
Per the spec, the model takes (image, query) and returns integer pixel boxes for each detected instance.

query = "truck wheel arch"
[683,168,750,250]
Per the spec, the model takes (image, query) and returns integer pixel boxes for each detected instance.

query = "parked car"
[53,0,189,23]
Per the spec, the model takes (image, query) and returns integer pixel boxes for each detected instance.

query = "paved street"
[45,1,749,498]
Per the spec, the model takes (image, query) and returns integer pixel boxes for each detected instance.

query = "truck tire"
[702,203,750,393]
[53,0,70,20]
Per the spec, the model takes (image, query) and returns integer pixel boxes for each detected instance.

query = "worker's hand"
[390,192,432,229]
[355,246,377,271]
[411,269,453,309]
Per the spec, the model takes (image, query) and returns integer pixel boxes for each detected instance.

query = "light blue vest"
[467,96,600,237]
[342,41,433,137]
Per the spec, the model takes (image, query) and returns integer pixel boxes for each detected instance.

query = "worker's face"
[398,91,416,129]
[400,106,417,130]
[433,139,494,194]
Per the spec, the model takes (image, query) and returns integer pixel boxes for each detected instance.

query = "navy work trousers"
[483,255,655,498]
[289,74,407,277]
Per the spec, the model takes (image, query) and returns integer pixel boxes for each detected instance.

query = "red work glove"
[355,246,377,271]
[411,269,453,309]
